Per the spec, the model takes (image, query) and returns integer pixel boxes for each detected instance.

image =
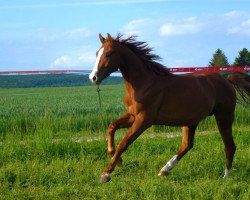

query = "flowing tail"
[227,72,250,104]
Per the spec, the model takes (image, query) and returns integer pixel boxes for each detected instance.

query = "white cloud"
[121,18,152,36]
[158,11,250,37]
[159,17,203,36]
[224,10,247,19]
[50,55,72,69]
[224,11,250,35]
[228,19,250,35]
[121,17,204,38]
[78,50,96,65]
[50,48,96,69]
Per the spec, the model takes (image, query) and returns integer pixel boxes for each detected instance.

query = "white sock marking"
[223,168,230,179]
[103,172,110,178]
[160,155,178,172]
[89,47,104,82]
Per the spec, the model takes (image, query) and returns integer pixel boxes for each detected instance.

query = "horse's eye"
[106,52,112,58]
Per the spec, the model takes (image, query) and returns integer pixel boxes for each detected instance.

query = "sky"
[0,0,250,71]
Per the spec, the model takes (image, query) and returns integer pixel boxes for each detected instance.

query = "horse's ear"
[107,33,112,41]
[99,33,105,44]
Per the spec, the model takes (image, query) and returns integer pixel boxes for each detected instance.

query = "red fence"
[168,66,250,73]
[0,66,250,75]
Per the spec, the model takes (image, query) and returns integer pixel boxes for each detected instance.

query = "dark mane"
[114,33,172,76]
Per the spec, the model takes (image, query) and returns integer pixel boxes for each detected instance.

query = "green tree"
[233,48,250,66]
[209,49,230,67]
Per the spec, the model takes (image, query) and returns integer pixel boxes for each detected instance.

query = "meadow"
[0,84,249,199]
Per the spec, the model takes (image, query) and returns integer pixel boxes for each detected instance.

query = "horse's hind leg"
[215,112,236,179]
[158,124,198,176]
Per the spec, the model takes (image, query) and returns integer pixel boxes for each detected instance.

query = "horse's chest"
[124,93,141,116]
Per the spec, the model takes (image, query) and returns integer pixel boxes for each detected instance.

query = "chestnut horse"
[89,33,250,183]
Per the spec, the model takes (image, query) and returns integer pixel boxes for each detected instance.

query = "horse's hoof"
[158,170,169,176]
[99,173,111,184]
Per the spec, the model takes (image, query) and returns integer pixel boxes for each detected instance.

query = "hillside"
[0,73,123,88]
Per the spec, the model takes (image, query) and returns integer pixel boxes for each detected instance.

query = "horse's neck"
[119,51,154,92]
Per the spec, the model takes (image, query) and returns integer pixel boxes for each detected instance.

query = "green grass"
[0,85,249,199]
[0,132,249,199]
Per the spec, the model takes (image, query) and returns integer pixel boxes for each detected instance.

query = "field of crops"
[0,84,249,199]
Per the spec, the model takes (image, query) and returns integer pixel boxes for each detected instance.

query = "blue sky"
[0,0,250,71]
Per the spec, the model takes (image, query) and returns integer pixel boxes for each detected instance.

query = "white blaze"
[89,47,104,83]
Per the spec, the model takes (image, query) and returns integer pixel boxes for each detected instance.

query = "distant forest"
[0,73,123,88]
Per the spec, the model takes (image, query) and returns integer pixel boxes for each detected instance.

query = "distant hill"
[0,73,123,88]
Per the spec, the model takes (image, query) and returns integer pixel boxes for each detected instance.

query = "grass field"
[0,85,249,199]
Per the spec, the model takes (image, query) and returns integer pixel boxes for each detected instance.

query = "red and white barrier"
[0,66,249,75]
[168,66,250,73]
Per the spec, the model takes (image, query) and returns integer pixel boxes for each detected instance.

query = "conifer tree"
[209,49,229,67]
[233,48,250,66]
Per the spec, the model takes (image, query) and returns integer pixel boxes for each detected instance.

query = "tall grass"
[0,85,249,138]
[0,85,125,138]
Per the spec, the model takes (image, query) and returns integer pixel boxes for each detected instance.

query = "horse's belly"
[154,80,216,126]
[154,116,204,126]
[154,102,214,126]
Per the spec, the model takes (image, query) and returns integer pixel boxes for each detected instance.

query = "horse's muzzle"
[89,73,100,84]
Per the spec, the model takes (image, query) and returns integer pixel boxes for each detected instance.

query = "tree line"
[209,48,250,67]
[0,74,123,88]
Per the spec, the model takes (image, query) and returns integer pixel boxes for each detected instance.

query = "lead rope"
[96,85,106,140]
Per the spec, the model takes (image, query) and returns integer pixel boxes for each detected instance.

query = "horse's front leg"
[108,113,134,166]
[100,113,151,183]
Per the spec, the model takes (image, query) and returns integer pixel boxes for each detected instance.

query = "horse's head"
[89,33,119,84]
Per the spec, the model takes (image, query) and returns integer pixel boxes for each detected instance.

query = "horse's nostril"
[93,76,97,81]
